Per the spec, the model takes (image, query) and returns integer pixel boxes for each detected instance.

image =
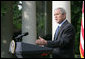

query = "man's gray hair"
[54,7,66,15]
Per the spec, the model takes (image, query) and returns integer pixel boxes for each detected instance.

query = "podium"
[15,42,53,58]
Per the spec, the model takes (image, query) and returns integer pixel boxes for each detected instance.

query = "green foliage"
[1,1,10,16]
[71,1,82,54]
[36,1,46,37]
[1,1,22,30]
[13,1,22,29]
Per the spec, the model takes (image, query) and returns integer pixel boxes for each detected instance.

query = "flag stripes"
[80,1,84,58]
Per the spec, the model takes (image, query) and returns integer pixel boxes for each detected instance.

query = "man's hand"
[36,36,47,45]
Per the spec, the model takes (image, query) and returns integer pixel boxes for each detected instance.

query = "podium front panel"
[15,42,53,58]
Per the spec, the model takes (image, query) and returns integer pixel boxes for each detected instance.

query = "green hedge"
[71,1,82,54]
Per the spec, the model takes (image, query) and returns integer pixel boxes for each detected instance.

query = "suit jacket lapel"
[55,20,69,40]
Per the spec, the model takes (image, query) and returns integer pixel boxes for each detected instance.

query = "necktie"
[54,26,60,40]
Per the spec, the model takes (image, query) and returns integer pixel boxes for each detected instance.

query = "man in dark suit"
[36,7,75,58]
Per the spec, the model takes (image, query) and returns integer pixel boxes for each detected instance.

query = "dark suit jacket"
[45,20,75,58]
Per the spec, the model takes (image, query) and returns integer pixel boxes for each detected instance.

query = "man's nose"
[55,16,57,18]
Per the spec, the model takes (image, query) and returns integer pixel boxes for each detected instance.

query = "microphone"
[15,32,29,39]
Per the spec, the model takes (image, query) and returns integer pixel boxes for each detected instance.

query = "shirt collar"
[58,19,67,27]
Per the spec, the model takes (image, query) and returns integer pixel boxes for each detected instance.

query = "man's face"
[54,9,66,24]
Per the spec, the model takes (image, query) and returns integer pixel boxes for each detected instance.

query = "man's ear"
[63,14,66,19]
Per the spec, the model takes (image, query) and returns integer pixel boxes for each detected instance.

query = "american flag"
[80,1,84,58]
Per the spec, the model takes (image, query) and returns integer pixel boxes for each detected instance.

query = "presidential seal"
[9,40,15,54]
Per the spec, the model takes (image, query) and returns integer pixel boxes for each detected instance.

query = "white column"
[22,1,36,44]
[52,1,71,40]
